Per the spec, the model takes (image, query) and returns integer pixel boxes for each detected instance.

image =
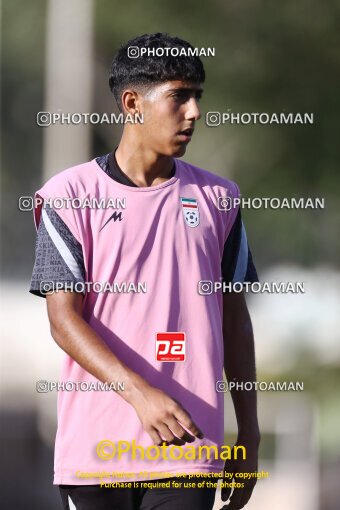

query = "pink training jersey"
[33,157,240,485]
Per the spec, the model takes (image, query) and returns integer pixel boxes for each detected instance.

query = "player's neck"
[115,134,174,188]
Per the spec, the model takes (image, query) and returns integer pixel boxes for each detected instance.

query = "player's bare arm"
[46,290,204,447]
[221,291,260,510]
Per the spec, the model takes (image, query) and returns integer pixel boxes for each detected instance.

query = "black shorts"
[59,476,217,510]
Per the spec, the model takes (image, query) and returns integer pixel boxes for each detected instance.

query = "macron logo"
[99,211,123,231]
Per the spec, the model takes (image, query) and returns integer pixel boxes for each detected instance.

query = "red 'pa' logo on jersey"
[156,332,186,362]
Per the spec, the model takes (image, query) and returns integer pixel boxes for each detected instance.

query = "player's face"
[140,81,203,157]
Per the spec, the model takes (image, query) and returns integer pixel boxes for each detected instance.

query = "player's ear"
[121,88,141,117]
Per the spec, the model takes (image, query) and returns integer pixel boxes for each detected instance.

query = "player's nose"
[185,98,201,121]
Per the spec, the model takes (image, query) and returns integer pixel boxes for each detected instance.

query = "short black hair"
[109,33,205,111]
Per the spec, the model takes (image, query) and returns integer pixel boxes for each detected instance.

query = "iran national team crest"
[180,197,200,227]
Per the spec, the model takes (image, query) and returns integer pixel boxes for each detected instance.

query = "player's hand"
[220,439,259,510]
[130,384,204,446]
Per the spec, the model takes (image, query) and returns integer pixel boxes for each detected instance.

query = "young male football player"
[30,32,260,510]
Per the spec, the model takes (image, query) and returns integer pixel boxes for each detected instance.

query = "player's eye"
[172,91,188,101]
[171,90,202,103]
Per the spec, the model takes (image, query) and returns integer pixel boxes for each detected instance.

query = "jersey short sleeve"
[29,205,85,298]
[221,209,258,291]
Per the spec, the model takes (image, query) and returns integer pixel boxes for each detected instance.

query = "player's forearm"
[223,314,260,443]
[48,305,150,404]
